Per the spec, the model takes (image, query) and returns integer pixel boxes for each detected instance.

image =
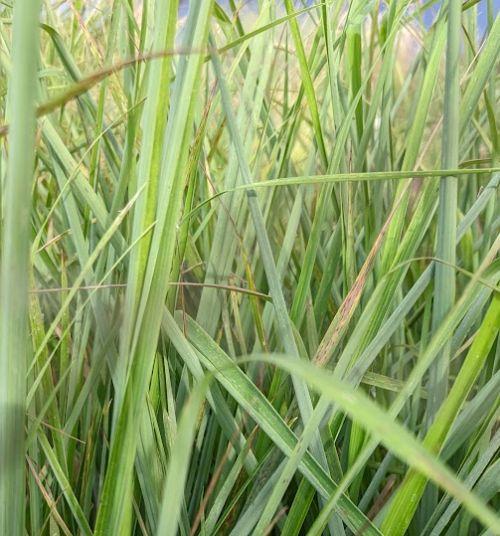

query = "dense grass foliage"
[0,1,499,534]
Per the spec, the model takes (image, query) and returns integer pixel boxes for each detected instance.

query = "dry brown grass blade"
[0,48,207,138]
[314,184,411,366]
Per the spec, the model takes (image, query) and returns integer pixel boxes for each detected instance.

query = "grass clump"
[0,1,499,535]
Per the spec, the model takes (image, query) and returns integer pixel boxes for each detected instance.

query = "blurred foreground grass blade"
[0,1,41,534]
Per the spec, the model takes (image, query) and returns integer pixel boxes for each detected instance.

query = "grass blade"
[0,1,41,534]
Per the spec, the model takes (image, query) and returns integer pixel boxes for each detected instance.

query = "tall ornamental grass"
[0,1,498,534]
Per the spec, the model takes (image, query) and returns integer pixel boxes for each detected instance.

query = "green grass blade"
[156,380,209,536]
[382,293,500,535]
[258,355,500,534]
[428,0,462,423]
[0,1,41,534]
[173,312,380,535]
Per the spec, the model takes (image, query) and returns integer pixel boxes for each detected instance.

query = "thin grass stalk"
[428,0,461,426]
